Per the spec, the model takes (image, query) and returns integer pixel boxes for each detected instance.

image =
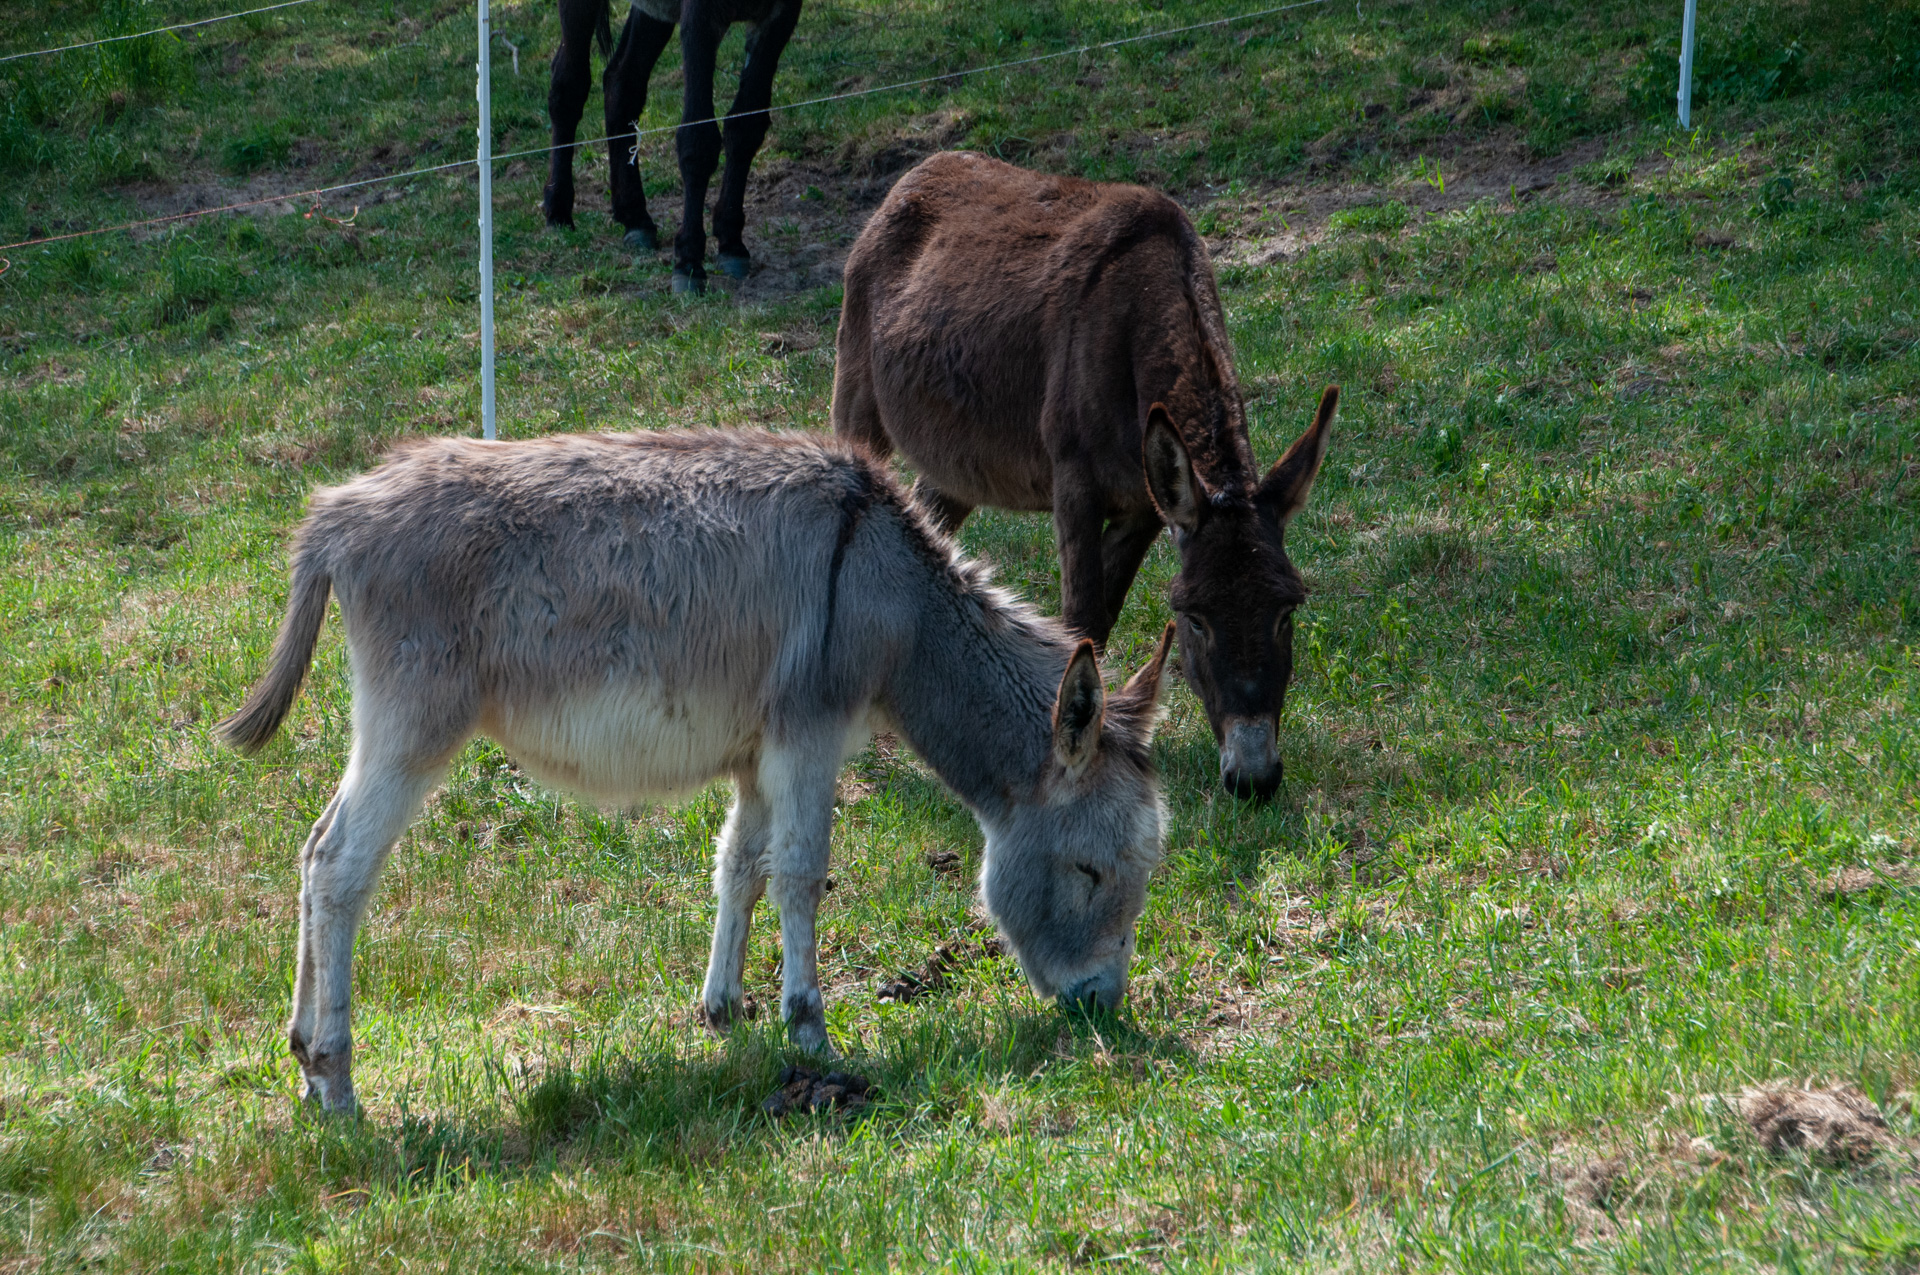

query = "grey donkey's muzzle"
[1057,966,1128,1013]
[1220,717,1281,801]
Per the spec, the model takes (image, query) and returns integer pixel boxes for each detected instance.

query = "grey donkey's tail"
[215,562,332,755]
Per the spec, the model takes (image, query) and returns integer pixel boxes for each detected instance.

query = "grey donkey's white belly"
[480,679,766,802]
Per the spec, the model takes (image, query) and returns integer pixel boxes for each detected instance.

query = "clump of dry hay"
[1737,1083,1891,1164]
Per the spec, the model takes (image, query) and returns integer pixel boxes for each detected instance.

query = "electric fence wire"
[0,0,325,65]
[0,0,1335,253]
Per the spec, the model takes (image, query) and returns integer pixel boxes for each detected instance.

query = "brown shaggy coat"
[832,152,1334,797]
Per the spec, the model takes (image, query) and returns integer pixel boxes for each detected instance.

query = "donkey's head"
[1144,385,1338,800]
[981,626,1174,1012]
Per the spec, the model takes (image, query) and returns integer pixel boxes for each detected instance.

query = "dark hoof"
[671,270,705,296]
[700,995,757,1034]
[623,226,658,253]
[715,253,751,280]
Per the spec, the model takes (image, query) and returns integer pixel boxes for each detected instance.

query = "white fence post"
[477,0,497,440]
[1677,0,1698,129]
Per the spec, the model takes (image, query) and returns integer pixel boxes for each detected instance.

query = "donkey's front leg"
[760,744,839,1054]
[1053,473,1116,648]
[700,775,772,1030]
[288,757,437,1112]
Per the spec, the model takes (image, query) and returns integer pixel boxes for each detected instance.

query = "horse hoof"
[623,226,658,253]
[671,271,705,295]
[716,253,751,280]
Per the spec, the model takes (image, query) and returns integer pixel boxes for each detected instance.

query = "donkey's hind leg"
[287,749,442,1112]
[700,773,772,1031]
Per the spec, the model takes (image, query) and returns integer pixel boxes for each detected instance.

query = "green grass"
[2,0,1919,1269]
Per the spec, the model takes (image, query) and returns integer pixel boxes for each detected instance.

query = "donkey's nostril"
[1058,975,1123,1012]
[1219,717,1280,800]
[1222,761,1281,802]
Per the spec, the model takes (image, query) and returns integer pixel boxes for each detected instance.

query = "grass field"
[3,0,1920,1269]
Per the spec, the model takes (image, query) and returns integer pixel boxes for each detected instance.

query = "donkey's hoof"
[715,252,751,280]
[783,992,833,1055]
[299,1074,359,1115]
[700,995,756,1034]
[623,226,658,254]
[671,270,706,296]
[788,1019,835,1057]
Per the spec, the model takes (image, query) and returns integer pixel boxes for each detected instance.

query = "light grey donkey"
[218,429,1173,1112]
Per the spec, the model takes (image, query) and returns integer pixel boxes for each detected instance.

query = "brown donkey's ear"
[1052,639,1105,769]
[1256,384,1338,527]
[1110,622,1176,739]
[1142,406,1203,534]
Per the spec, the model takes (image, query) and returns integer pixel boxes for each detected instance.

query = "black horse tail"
[594,0,613,56]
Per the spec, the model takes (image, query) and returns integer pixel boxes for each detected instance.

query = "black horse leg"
[710,0,802,279]
[603,9,675,251]
[541,0,602,227]
[672,11,725,292]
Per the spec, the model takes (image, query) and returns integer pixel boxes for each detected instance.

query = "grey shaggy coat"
[221,429,1170,1112]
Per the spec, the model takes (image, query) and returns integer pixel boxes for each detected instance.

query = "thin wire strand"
[554,0,1334,163]
[0,0,324,65]
[0,0,1332,253]
[0,162,470,251]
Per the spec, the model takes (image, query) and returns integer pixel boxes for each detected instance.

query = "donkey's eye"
[1077,863,1102,887]
[1273,609,1296,640]
[1181,613,1214,643]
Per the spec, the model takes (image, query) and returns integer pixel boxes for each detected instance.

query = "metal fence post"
[1678,0,1698,129]
[477,0,496,440]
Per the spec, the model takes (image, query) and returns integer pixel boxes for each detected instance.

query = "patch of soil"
[1820,863,1917,899]
[117,110,1655,306]
[701,156,896,301]
[118,158,414,239]
[1564,1154,1634,1208]
[876,928,1002,1004]
[1739,1082,1892,1164]
[1198,132,1617,270]
[760,1065,872,1117]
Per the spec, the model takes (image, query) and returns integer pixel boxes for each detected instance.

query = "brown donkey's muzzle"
[1219,716,1281,800]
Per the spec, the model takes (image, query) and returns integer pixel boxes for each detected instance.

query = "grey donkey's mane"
[867,464,1159,791]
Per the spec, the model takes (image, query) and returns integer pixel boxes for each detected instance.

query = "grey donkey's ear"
[1109,622,1175,740]
[1142,405,1203,535]
[1052,639,1105,769]
[1256,384,1338,527]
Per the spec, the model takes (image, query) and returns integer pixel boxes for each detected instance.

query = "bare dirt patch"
[573,119,1645,302]
[1819,863,1918,899]
[1197,133,1620,270]
[1738,1082,1893,1164]
[124,119,1643,301]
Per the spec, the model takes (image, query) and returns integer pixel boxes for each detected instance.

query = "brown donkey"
[218,429,1171,1112]
[832,151,1337,799]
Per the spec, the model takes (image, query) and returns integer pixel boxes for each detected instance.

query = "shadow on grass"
[265,1005,1198,1195]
